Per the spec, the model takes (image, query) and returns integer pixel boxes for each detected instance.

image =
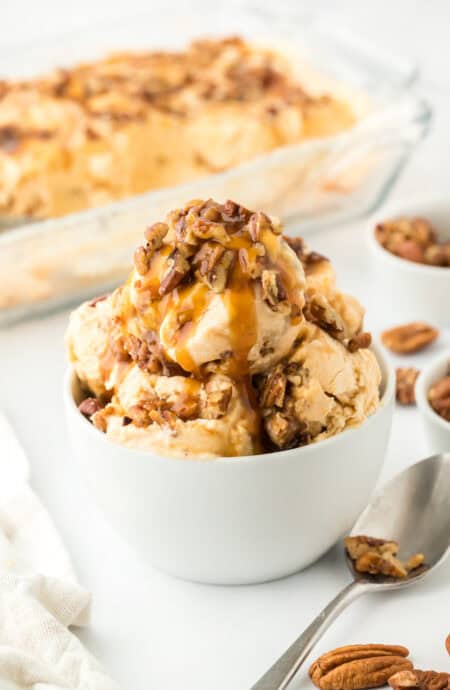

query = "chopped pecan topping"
[381,323,439,354]
[396,368,419,405]
[264,412,308,450]
[310,644,412,690]
[238,242,266,279]
[428,366,450,422]
[259,365,287,408]
[191,219,230,245]
[261,269,286,308]
[78,397,104,418]
[144,222,168,252]
[347,332,372,353]
[91,404,116,433]
[159,250,190,296]
[389,670,450,690]
[201,378,233,419]
[345,535,425,579]
[248,211,272,241]
[134,246,151,276]
[304,293,345,340]
[123,332,184,376]
[284,235,328,270]
[194,242,235,292]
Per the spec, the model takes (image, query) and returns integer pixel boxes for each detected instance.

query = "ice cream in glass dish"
[66,198,381,459]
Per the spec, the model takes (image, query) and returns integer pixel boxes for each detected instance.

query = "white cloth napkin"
[0,413,119,690]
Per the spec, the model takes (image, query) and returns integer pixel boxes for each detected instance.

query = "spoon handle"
[250,580,365,690]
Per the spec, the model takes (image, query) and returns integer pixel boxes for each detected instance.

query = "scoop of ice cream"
[113,198,305,376]
[285,236,365,339]
[255,320,381,450]
[66,199,380,459]
[91,365,260,458]
[65,295,116,397]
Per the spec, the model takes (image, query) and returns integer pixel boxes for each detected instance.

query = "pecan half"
[79,397,103,418]
[381,323,439,354]
[310,644,412,690]
[446,635,450,656]
[389,670,450,690]
[134,246,151,276]
[348,332,372,353]
[144,222,168,252]
[396,368,419,405]
[428,370,450,422]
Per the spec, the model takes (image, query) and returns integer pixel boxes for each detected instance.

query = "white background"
[1,1,450,689]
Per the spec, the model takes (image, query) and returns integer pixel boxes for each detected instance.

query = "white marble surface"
[0,2,450,689]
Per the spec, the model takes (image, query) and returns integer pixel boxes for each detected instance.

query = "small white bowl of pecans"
[416,352,450,454]
[368,199,450,326]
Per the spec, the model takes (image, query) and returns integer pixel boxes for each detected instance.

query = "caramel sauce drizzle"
[108,225,303,454]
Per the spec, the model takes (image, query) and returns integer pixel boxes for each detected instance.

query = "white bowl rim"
[64,342,395,467]
[416,350,450,434]
[368,196,450,275]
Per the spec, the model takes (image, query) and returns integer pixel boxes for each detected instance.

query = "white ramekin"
[416,351,450,455]
[63,346,395,585]
[367,198,450,326]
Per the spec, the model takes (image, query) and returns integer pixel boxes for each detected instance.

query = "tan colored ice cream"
[66,198,381,458]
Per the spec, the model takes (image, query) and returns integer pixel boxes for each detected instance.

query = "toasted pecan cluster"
[375,217,450,267]
[131,198,295,312]
[345,535,425,579]
[303,290,372,353]
[79,375,235,431]
[254,361,311,450]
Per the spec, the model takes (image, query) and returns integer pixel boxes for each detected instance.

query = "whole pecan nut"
[381,323,439,354]
[309,644,412,690]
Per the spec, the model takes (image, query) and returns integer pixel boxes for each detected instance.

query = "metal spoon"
[251,452,450,690]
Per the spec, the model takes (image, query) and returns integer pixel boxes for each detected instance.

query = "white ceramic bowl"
[368,199,450,326]
[416,351,450,455]
[64,346,395,585]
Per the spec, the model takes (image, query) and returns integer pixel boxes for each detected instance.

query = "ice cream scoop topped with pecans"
[66,198,381,458]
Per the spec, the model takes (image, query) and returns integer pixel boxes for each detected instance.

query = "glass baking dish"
[0,5,431,324]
